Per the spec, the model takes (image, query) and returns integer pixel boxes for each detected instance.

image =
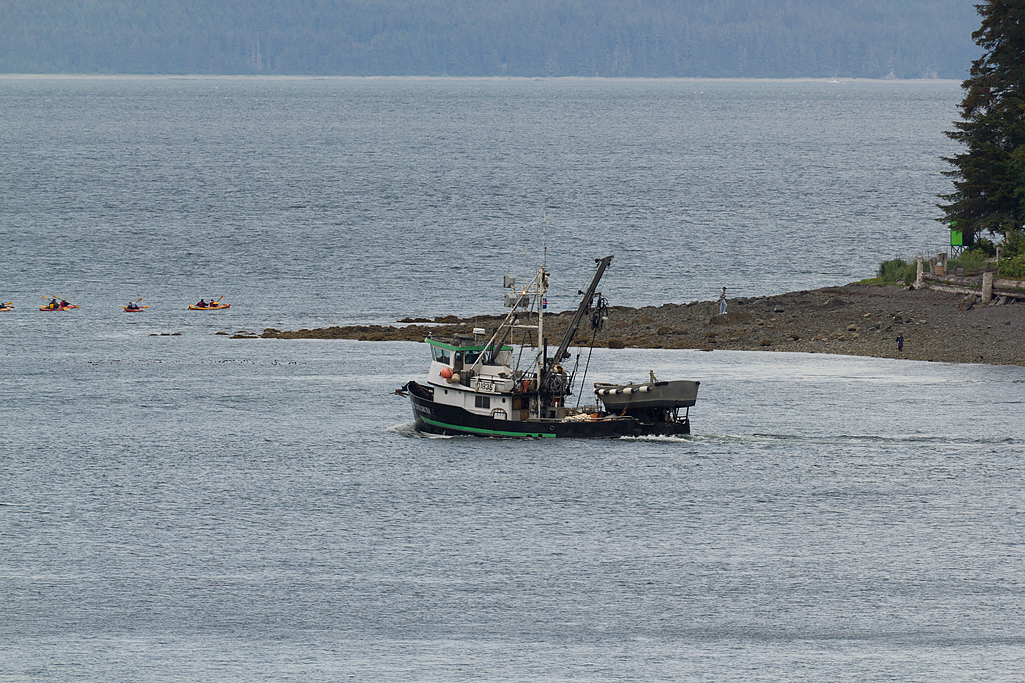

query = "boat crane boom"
[549,255,613,371]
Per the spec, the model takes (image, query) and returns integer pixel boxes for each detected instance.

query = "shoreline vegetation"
[250,281,1025,366]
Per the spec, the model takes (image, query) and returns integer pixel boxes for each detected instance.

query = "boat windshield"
[431,346,451,364]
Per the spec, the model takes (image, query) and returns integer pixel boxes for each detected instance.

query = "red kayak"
[39,305,79,311]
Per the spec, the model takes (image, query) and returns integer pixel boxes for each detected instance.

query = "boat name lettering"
[413,403,434,415]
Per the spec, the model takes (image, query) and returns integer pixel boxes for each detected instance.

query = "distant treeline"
[0,0,981,78]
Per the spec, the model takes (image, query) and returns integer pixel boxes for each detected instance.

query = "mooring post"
[915,257,923,289]
[982,271,994,303]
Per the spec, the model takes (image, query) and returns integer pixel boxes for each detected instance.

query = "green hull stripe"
[421,416,557,438]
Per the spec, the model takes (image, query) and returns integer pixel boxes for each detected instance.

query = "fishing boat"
[399,255,698,438]
[188,302,231,310]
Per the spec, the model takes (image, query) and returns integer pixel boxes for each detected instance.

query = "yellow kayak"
[188,303,231,310]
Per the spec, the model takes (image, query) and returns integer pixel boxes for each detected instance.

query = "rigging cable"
[574,294,609,409]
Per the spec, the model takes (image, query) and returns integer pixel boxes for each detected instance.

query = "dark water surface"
[3,77,1024,681]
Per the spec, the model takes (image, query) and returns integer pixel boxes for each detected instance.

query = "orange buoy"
[440,367,453,379]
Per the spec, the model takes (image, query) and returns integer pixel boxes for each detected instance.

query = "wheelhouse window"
[475,395,491,409]
[431,346,450,364]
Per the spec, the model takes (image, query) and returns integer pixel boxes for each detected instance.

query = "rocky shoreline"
[254,283,1025,366]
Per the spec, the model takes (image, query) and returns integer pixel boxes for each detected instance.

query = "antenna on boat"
[542,209,547,269]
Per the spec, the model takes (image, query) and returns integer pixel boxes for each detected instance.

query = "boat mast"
[536,232,547,375]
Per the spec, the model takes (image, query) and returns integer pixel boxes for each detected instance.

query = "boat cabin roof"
[425,336,512,353]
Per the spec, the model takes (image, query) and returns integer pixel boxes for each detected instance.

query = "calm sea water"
[3,77,1024,682]
[3,76,963,322]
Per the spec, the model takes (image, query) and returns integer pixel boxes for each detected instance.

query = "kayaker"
[60,299,69,308]
[49,298,59,310]
[196,299,207,308]
[126,301,139,311]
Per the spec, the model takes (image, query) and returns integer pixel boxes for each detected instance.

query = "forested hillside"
[0,0,981,78]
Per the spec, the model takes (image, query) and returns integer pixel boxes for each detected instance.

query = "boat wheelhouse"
[423,334,521,422]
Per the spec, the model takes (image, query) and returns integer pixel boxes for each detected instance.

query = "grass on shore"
[876,258,917,284]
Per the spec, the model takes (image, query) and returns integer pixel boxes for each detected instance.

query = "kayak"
[188,303,231,310]
[0,306,12,312]
[39,305,79,311]
[122,306,145,312]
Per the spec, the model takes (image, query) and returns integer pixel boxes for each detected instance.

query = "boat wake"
[618,434,696,443]
[389,422,454,438]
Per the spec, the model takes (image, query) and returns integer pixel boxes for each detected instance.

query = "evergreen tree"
[940,0,1025,247]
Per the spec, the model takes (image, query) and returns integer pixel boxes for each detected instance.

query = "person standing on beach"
[718,287,728,315]
[896,333,904,353]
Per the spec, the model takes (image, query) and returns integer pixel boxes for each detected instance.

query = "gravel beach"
[257,284,1025,366]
